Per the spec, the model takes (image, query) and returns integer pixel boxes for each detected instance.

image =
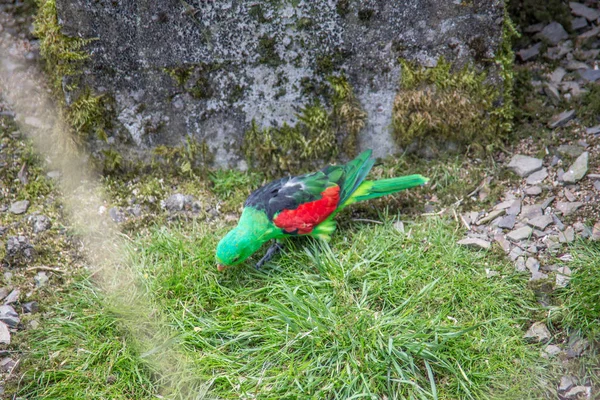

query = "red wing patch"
[273,185,340,234]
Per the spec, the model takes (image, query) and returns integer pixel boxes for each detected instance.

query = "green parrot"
[216,150,428,271]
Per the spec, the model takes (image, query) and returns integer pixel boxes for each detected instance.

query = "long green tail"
[343,175,429,206]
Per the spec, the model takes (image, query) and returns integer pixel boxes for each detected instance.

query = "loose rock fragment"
[9,200,29,215]
[0,305,19,328]
[498,215,516,230]
[457,238,491,250]
[526,168,548,185]
[556,266,572,288]
[559,375,576,392]
[0,321,9,345]
[507,226,533,241]
[559,227,575,243]
[562,152,588,183]
[564,386,588,399]
[548,110,576,129]
[525,186,542,196]
[543,344,561,358]
[507,155,543,177]
[536,22,569,45]
[517,43,542,61]
[569,2,600,21]
[477,209,505,225]
[527,215,553,230]
[524,322,551,342]
[556,201,583,216]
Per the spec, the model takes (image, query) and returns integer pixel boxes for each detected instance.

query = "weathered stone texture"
[54,0,505,167]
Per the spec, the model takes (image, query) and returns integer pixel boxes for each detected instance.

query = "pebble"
[586,125,600,135]
[526,168,548,185]
[0,357,16,373]
[22,301,38,314]
[520,204,543,219]
[525,186,542,196]
[571,17,588,30]
[592,223,600,241]
[562,152,588,183]
[559,375,576,392]
[536,22,569,45]
[515,256,527,272]
[34,271,49,287]
[540,196,555,210]
[493,234,511,253]
[498,214,516,230]
[509,247,524,261]
[507,155,543,177]
[528,215,553,230]
[457,238,491,250]
[557,144,584,158]
[543,344,562,358]
[9,200,29,215]
[564,189,577,202]
[556,266,572,288]
[577,25,600,45]
[556,201,583,216]
[559,227,575,243]
[507,199,522,216]
[477,209,505,225]
[0,321,9,345]
[5,236,34,262]
[543,83,560,104]
[507,226,533,241]
[393,220,404,233]
[549,67,567,85]
[548,110,576,129]
[579,68,600,83]
[517,43,542,61]
[569,2,600,21]
[565,60,589,71]
[564,386,589,399]
[163,193,195,212]
[566,335,589,358]
[3,289,19,305]
[524,321,551,342]
[0,305,19,328]
[31,215,51,233]
[552,214,566,231]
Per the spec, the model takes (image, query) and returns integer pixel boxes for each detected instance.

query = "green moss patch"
[243,76,365,176]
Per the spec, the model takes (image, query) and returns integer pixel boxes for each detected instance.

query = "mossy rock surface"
[38,0,507,172]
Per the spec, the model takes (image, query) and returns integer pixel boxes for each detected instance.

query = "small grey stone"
[507,226,533,241]
[526,168,548,185]
[571,16,588,30]
[163,193,194,212]
[562,152,588,183]
[557,144,584,158]
[526,257,540,273]
[507,155,543,177]
[9,200,29,215]
[525,186,542,196]
[564,189,577,202]
[524,22,545,33]
[477,209,505,225]
[108,207,125,223]
[493,234,511,253]
[536,22,569,45]
[543,83,560,104]
[21,301,39,314]
[565,60,590,71]
[0,321,9,345]
[594,181,600,191]
[565,386,590,399]
[507,200,522,216]
[533,229,549,238]
[517,42,542,61]
[561,81,584,97]
[527,244,538,254]
[569,2,600,21]
[34,272,49,288]
[457,238,491,250]
[31,215,51,233]
[566,334,589,358]
[0,305,19,328]
[524,321,551,342]
[0,288,8,302]
[3,289,19,305]
[543,344,562,358]
[528,215,554,230]
[509,247,524,261]
[559,375,576,392]
[578,68,600,83]
[393,220,404,233]
[556,266,572,288]
[515,256,527,272]
[548,110,576,129]
[577,25,600,44]
[556,201,583,216]
[0,357,16,373]
[521,204,543,219]
[498,215,516,230]
[549,67,567,85]
[559,227,575,243]
[592,223,600,241]
[540,196,556,210]
[552,214,566,231]
[6,236,34,262]
[586,125,600,135]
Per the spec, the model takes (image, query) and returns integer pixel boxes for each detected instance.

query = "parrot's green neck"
[237,207,279,241]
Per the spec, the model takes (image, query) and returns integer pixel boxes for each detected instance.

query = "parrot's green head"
[215,207,273,271]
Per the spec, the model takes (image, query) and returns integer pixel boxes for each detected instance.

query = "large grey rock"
[562,152,588,183]
[569,2,600,21]
[536,22,569,45]
[52,0,506,166]
[9,200,29,215]
[507,155,543,177]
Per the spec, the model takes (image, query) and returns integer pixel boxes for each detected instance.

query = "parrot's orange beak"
[217,264,227,272]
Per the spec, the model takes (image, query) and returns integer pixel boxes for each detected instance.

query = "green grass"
[19,217,553,399]
[558,240,600,339]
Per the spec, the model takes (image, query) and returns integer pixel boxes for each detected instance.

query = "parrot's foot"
[255,242,283,269]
